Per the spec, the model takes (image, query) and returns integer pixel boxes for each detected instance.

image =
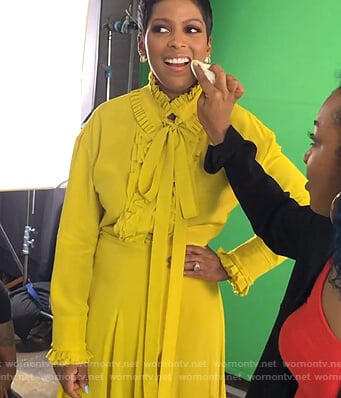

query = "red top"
[279,260,341,397]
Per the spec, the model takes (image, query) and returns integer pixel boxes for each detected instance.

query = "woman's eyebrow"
[150,18,204,25]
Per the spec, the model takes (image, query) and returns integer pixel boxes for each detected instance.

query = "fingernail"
[84,385,90,394]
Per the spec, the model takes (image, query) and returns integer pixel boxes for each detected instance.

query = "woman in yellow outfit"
[47,0,309,397]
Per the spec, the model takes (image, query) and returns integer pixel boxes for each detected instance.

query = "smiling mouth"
[164,57,191,66]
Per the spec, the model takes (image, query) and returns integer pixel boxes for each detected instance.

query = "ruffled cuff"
[217,248,252,296]
[46,347,93,365]
[46,314,93,365]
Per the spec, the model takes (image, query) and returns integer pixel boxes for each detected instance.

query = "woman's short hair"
[137,0,213,39]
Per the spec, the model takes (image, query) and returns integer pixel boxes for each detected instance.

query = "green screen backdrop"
[139,0,341,380]
[210,0,341,380]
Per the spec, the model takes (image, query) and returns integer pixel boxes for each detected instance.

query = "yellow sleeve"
[47,114,102,365]
[217,104,309,296]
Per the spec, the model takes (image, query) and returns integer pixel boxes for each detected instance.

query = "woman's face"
[138,0,211,100]
[304,90,341,217]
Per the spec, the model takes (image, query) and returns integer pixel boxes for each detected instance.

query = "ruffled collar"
[130,72,204,137]
[148,72,201,110]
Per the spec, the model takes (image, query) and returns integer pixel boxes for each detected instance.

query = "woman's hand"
[184,245,229,281]
[53,364,89,398]
[193,63,244,144]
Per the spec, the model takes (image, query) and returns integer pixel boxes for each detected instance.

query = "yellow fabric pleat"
[158,197,186,397]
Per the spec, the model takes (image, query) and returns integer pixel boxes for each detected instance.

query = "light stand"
[22,225,35,284]
[103,22,113,101]
[0,190,36,285]
[102,0,138,100]
[0,189,54,325]
[22,191,36,284]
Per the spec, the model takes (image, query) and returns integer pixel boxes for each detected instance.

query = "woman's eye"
[151,25,169,33]
[186,26,201,33]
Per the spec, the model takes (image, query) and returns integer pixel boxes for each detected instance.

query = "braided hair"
[331,84,341,295]
[332,195,341,294]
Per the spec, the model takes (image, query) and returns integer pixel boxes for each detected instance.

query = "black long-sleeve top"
[204,126,333,398]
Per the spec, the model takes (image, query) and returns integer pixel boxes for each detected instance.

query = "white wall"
[0,1,88,190]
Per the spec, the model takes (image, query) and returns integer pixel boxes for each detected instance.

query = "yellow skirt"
[57,233,226,397]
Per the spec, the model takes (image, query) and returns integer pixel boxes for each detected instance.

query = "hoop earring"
[204,56,211,64]
[140,54,147,63]
[330,192,341,223]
